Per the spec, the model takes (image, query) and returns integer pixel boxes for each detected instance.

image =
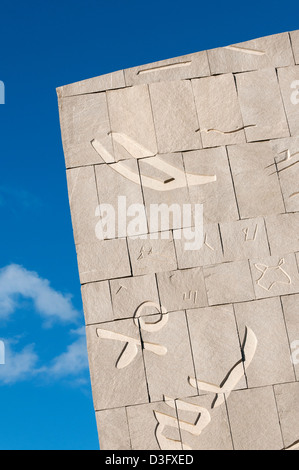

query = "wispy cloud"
[0,329,89,385]
[41,328,89,379]
[0,264,87,386]
[0,264,80,323]
[0,341,39,384]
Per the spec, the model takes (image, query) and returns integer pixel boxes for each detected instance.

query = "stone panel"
[124,50,210,85]
[77,238,131,283]
[95,407,131,450]
[173,223,224,269]
[203,260,255,305]
[274,382,299,449]
[86,319,149,410]
[156,268,207,312]
[270,136,299,213]
[186,304,246,392]
[58,93,113,168]
[106,84,157,162]
[141,311,197,401]
[126,400,182,450]
[227,142,285,218]
[208,32,294,74]
[249,252,299,299]
[57,69,125,97]
[149,80,202,154]
[290,30,299,65]
[110,274,160,320]
[277,65,299,136]
[176,395,233,450]
[81,280,113,325]
[236,68,289,141]
[234,298,295,388]
[281,294,299,381]
[183,146,239,223]
[192,73,245,148]
[227,387,283,450]
[66,165,99,246]
[220,217,270,262]
[127,233,177,276]
[265,213,299,256]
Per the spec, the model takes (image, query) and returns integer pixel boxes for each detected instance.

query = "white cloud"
[0,265,88,386]
[0,341,39,384]
[42,328,89,378]
[0,264,80,322]
[0,329,89,385]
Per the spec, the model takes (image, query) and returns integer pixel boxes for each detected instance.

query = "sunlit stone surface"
[57,30,299,450]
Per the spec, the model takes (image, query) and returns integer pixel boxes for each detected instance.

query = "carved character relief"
[91,132,217,191]
[154,326,258,449]
[154,398,211,450]
[96,301,168,369]
[254,258,292,291]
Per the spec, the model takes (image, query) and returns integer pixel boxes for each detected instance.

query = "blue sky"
[0,0,297,450]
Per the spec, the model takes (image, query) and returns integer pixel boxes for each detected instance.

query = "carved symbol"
[243,224,258,241]
[115,284,127,295]
[189,326,257,408]
[137,60,192,76]
[254,258,292,291]
[137,244,170,262]
[96,301,168,369]
[137,245,153,260]
[183,290,198,304]
[154,326,257,450]
[277,149,292,162]
[267,149,299,200]
[284,440,299,451]
[204,233,214,251]
[198,124,256,135]
[274,150,299,200]
[276,159,299,174]
[91,133,217,191]
[164,177,175,184]
[133,301,169,332]
[154,397,211,450]
[267,149,299,175]
[224,45,265,55]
